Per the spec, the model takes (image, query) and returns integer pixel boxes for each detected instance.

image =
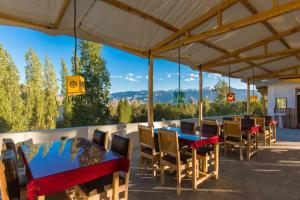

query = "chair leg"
[176,169,181,195]
[160,165,164,186]
[202,155,207,174]
[239,142,243,161]
[263,132,266,147]
[139,156,144,174]
[152,159,157,179]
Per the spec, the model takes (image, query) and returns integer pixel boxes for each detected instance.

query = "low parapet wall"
[0,116,226,150]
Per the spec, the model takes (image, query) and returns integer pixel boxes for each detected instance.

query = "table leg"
[192,148,197,192]
[214,143,219,180]
[247,132,251,160]
[256,132,259,154]
[113,171,119,200]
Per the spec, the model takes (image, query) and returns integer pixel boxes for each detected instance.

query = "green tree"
[211,79,231,115]
[60,58,73,127]
[24,48,45,130]
[0,45,25,132]
[117,99,132,124]
[43,56,58,129]
[72,40,111,126]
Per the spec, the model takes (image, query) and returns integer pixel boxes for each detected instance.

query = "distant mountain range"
[110,87,260,103]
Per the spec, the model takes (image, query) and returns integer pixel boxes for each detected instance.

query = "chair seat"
[79,174,125,196]
[162,153,192,165]
[186,146,214,156]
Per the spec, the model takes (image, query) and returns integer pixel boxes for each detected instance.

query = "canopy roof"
[1,0,300,84]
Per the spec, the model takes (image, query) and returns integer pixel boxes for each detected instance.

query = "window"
[276,98,287,109]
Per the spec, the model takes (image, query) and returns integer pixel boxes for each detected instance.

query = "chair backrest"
[243,115,252,119]
[2,138,16,154]
[223,117,234,122]
[234,116,243,122]
[138,125,156,150]
[0,149,20,200]
[241,118,255,130]
[92,129,109,150]
[201,119,220,136]
[254,117,265,131]
[224,121,241,137]
[158,129,179,159]
[111,134,133,160]
[263,115,273,126]
[180,121,196,132]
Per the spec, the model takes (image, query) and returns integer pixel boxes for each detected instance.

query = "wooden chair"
[180,121,196,132]
[224,121,253,160]
[158,129,192,195]
[73,134,133,200]
[234,116,243,122]
[263,115,276,144]
[92,129,109,150]
[138,125,159,178]
[222,117,234,122]
[254,117,271,146]
[0,149,27,200]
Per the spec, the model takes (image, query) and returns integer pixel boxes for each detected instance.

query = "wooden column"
[148,54,154,127]
[247,79,250,114]
[262,94,266,115]
[199,67,203,124]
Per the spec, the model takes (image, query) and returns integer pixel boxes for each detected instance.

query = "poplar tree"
[72,40,111,125]
[43,56,58,129]
[0,45,25,132]
[24,48,45,130]
[60,58,73,127]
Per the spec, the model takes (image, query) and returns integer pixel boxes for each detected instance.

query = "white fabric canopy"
[0,0,300,84]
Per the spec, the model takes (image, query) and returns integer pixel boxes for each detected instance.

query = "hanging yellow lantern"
[250,95,258,102]
[227,92,235,103]
[66,75,85,96]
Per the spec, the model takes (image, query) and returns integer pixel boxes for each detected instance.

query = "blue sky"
[0,25,247,93]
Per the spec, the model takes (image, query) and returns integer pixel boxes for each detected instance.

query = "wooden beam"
[240,0,300,62]
[53,0,71,28]
[251,64,300,80]
[0,12,50,29]
[152,0,238,50]
[151,0,300,55]
[101,0,177,32]
[206,47,300,67]
[217,11,223,27]
[148,54,154,127]
[202,25,300,67]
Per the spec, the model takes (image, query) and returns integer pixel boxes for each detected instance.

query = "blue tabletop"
[154,127,201,141]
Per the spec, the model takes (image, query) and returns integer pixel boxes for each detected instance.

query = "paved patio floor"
[45,128,300,200]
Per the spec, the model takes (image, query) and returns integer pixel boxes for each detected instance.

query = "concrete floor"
[43,128,300,200]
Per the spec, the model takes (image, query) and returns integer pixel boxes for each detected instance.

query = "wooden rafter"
[0,12,49,29]
[250,64,300,80]
[240,0,300,62]
[202,25,300,67]
[151,0,300,55]
[53,0,71,28]
[152,0,238,50]
[207,47,300,67]
[101,0,177,32]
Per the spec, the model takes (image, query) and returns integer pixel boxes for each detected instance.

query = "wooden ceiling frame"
[150,1,300,55]
[201,25,300,68]
[249,64,300,80]
[52,0,72,28]
[240,0,300,62]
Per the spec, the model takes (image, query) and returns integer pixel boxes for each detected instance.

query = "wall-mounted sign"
[250,95,258,102]
[227,92,235,103]
[66,75,85,96]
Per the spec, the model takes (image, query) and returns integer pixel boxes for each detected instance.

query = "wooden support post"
[217,11,223,27]
[262,94,266,115]
[273,0,279,7]
[247,80,250,114]
[148,54,154,127]
[199,67,203,124]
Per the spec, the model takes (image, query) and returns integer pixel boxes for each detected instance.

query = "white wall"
[268,83,300,115]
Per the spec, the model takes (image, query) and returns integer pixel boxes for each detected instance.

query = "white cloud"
[145,76,148,80]
[159,78,163,81]
[136,75,143,79]
[127,73,134,76]
[207,73,222,79]
[184,78,195,82]
[110,75,122,79]
[189,73,198,78]
[125,77,138,82]
[167,74,172,78]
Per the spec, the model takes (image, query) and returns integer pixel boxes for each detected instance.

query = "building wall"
[268,83,300,116]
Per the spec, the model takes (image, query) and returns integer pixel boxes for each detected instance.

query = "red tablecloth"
[20,146,129,200]
[181,135,220,149]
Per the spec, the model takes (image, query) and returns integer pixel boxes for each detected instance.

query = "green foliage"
[154,103,198,121]
[72,40,111,126]
[24,47,45,130]
[60,58,73,127]
[0,45,25,132]
[130,101,147,123]
[117,99,132,124]
[249,101,263,117]
[43,56,58,129]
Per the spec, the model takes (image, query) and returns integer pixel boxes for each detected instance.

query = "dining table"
[19,138,130,200]
[154,127,220,191]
